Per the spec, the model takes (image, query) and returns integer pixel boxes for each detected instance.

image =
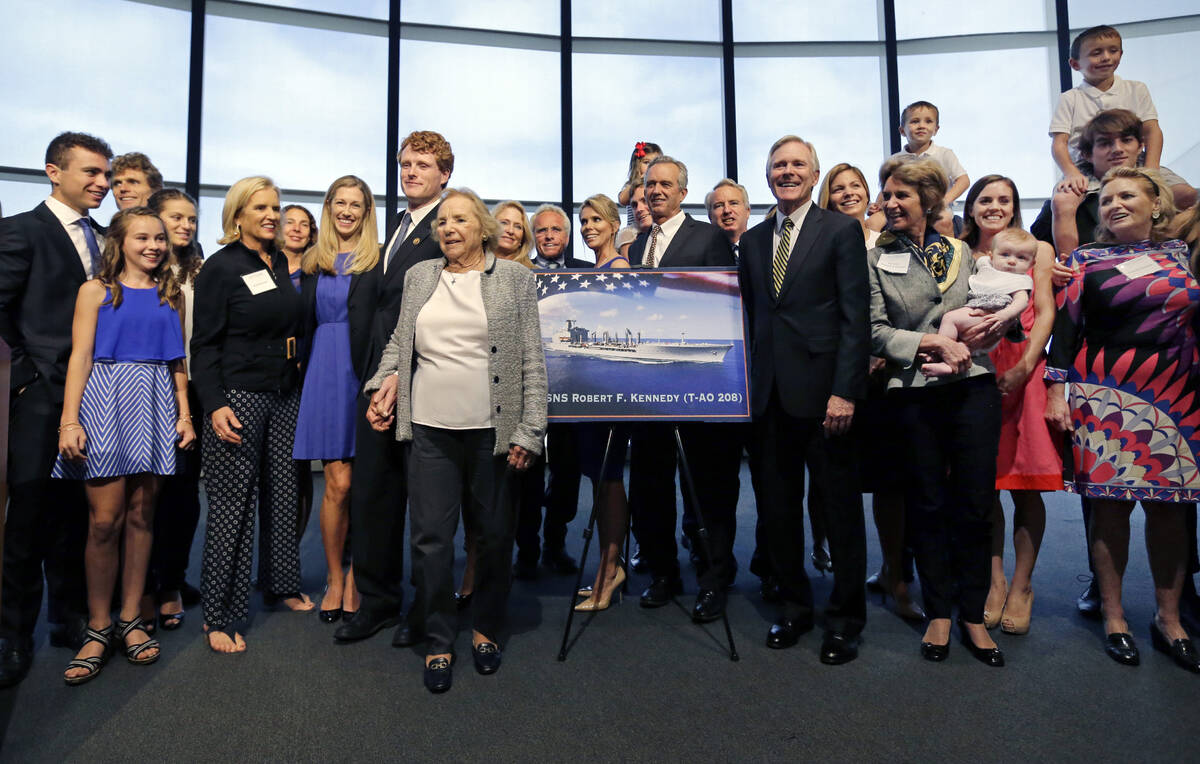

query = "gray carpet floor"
[1,464,1197,762]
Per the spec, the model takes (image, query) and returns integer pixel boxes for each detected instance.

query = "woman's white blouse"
[410,269,492,430]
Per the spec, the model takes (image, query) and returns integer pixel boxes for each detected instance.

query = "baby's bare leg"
[921,308,980,377]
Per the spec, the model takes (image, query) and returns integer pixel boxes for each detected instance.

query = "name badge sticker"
[1115,254,1159,280]
[242,270,277,295]
[877,252,910,275]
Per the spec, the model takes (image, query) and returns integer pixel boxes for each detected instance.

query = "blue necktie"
[78,218,102,277]
[386,211,413,269]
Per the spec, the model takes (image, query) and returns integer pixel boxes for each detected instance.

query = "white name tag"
[877,252,910,274]
[242,270,277,295]
[1115,255,1159,280]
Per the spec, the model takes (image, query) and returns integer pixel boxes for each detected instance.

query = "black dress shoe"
[49,618,88,650]
[691,588,726,624]
[767,617,813,649]
[639,576,683,608]
[957,618,1005,667]
[0,636,33,688]
[423,656,453,693]
[513,559,539,581]
[1150,620,1200,673]
[392,623,426,648]
[811,544,833,575]
[630,546,647,574]
[920,640,950,662]
[1104,632,1139,665]
[1077,578,1101,620]
[333,610,399,642]
[820,631,860,665]
[542,548,578,575]
[472,641,502,675]
[319,608,343,624]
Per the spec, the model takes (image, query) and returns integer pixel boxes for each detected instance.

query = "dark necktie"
[643,224,662,267]
[386,211,413,269]
[78,218,102,277]
[772,217,794,296]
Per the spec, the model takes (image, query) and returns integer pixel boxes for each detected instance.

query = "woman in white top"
[146,188,204,631]
[365,188,546,693]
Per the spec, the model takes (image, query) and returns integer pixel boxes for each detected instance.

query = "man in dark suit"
[0,132,113,686]
[334,130,452,645]
[519,204,589,579]
[627,156,741,624]
[738,135,869,664]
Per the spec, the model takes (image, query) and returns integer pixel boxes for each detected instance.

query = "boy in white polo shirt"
[890,100,969,206]
[1049,24,1194,208]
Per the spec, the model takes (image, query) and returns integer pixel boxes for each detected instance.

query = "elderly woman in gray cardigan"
[364,188,547,693]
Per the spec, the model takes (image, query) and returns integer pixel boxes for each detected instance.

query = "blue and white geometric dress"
[52,285,186,480]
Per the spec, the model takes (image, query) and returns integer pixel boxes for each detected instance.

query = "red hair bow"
[634,141,647,158]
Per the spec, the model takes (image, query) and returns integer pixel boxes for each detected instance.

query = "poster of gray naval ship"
[535,268,750,422]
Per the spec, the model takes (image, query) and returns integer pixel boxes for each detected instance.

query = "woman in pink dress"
[961,174,1062,635]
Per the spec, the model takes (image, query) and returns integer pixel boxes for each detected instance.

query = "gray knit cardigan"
[364,252,547,456]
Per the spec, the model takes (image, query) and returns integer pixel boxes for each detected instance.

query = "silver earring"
[1152,210,1161,220]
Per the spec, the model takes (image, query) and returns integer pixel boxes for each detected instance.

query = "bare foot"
[64,624,110,681]
[343,587,360,614]
[962,620,997,649]
[984,577,1008,627]
[204,625,247,654]
[426,651,452,667]
[158,591,184,618]
[321,585,343,612]
[121,622,159,662]
[922,618,951,645]
[280,593,315,612]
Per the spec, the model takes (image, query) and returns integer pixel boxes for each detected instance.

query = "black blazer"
[357,204,444,382]
[299,263,377,385]
[738,206,870,419]
[190,241,304,413]
[627,213,734,267]
[0,202,95,397]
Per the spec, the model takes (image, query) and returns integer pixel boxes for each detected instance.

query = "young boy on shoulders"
[1049,25,1195,208]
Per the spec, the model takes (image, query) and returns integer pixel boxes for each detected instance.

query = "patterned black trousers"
[201,388,301,629]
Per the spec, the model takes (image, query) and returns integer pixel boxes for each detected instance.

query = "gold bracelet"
[178,415,193,422]
[58,423,83,433]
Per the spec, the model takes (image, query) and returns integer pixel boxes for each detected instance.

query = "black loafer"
[957,618,1005,667]
[1104,632,1140,666]
[333,611,399,643]
[767,617,813,649]
[392,623,426,648]
[692,588,726,623]
[319,608,343,624]
[472,641,502,675]
[1150,620,1200,673]
[820,631,860,665]
[423,656,453,693]
[640,576,683,608]
[920,640,950,662]
[1077,578,1101,620]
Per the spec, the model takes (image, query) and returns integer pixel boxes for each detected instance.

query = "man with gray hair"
[626,155,741,625]
[530,204,587,270]
[705,178,751,258]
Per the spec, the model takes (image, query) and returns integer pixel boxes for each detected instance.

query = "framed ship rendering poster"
[535,268,750,422]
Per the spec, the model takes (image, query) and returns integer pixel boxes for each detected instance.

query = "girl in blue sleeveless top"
[54,207,196,685]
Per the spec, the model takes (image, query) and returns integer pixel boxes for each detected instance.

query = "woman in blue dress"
[294,176,380,622]
[55,208,196,684]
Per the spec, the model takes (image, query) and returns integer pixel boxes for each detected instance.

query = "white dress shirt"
[45,195,103,278]
[646,209,686,267]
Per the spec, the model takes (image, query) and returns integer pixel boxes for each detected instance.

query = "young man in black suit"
[0,131,113,687]
[626,156,742,624]
[334,130,452,646]
[738,135,869,664]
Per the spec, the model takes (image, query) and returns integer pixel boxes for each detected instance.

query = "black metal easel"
[557,424,739,662]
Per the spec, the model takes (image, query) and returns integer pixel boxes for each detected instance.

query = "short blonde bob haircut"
[304,175,380,275]
[218,176,279,246]
[431,188,500,253]
[879,157,946,228]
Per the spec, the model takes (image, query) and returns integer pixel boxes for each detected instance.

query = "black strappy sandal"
[64,623,114,686]
[116,617,161,665]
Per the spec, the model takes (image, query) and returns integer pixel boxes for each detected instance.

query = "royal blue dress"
[293,252,357,460]
[52,285,185,480]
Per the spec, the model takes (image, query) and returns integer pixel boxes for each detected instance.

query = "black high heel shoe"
[1150,619,1200,674]
[920,639,950,662]
[956,618,1004,667]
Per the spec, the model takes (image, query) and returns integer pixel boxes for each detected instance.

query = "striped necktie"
[772,217,794,296]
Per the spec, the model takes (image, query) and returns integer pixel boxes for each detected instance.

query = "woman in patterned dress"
[1045,167,1200,673]
[55,208,196,684]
